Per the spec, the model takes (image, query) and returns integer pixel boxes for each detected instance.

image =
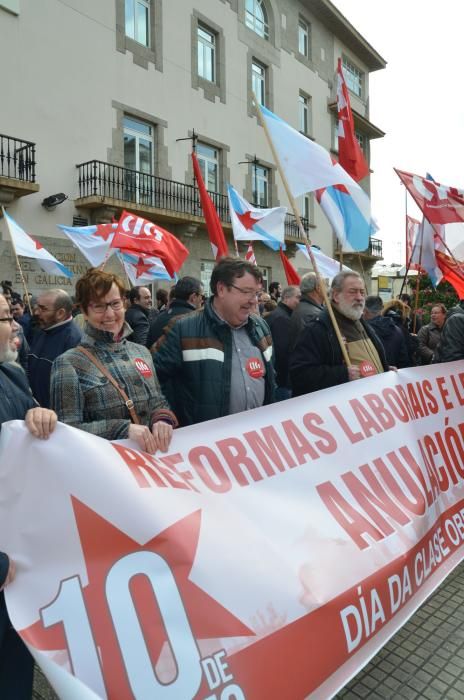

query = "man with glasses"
[153,257,275,426]
[28,289,82,408]
[290,271,388,395]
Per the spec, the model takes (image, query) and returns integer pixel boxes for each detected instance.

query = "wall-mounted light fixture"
[41,193,68,209]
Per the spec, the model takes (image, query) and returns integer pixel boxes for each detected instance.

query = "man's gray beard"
[0,346,18,364]
[335,298,365,321]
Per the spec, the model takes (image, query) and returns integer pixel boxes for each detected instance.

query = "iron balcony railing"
[335,236,383,258]
[76,160,309,240]
[0,134,36,182]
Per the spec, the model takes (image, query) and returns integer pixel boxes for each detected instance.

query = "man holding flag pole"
[253,95,352,369]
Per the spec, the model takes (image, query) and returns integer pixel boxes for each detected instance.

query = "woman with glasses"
[50,269,177,454]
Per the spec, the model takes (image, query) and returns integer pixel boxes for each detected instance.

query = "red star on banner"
[28,235,43,250]
[92,224,115,241]
[237,210,258,230]
[134,256,154,278]
[20,500,253,698]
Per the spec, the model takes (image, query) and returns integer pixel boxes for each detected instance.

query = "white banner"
[2,363,464,698]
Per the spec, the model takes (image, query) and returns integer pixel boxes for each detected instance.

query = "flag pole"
[253,97,350,366]
[411,222,425,334]
[1,206,33,315]
[399,187,417,298]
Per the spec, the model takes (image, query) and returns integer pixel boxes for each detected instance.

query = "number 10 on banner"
[40,551,245,699]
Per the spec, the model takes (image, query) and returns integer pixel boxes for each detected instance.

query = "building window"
[125,0,150,47]
[252,164,269,207]
[197,143,219,192]
[245,0,269,40]
[197,24,215,82]
[123,116,154,203]
[342,57,363,98]
[252,60,266,106]
[260,267,269,291]
[355,131,366,153]
[298,19,309,57]
[201,260,215,292]
[298,92,311,135]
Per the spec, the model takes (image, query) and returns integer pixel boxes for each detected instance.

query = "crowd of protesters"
[0,260,462,698]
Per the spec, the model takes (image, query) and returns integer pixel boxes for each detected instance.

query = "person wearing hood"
[363,296,409,369]
[50,269,177,454]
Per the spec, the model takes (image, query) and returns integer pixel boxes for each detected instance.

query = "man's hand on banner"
[347,365,361,381]
[25,408,57,439]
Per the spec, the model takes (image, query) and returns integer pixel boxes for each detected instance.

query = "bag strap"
[76,346,141,425]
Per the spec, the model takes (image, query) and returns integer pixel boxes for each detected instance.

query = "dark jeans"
[0,593,34,699]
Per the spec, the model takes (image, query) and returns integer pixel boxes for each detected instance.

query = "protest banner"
[2,362,464,698]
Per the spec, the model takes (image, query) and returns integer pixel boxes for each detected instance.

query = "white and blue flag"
[227,184,286,251]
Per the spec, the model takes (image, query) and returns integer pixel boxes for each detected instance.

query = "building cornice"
[303,0,387,72]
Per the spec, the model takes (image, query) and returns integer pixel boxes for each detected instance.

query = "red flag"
[395,169,464,225]
[245,243,257,265]
[279,248,301,285]
[405,215,421,270]
[111,211,188,277]
[191,151,229,260]
[436,251,464,298]
[336,58,369,182]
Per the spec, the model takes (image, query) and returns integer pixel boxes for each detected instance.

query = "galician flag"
[245,243,257,265]
[227,184,286,251]
[3,211,72,278]
[57,223,117,267]
[118,251,172,286]
[259,105,361,197]
[315,184,376,252]
[296,243,352,280]
[409,218,442,287]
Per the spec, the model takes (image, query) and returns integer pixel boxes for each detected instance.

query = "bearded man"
[290,271,389,395]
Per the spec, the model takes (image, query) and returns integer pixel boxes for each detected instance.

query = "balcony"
[334,236,383,262]
[0,134,40,205]
[75,160,309,242]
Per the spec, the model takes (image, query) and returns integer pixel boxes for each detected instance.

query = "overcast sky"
[332,0,464,264]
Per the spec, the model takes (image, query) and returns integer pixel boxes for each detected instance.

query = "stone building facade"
[0,0,385,295]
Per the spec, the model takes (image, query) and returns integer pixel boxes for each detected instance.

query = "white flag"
[227,184,286,251]
[4,211,72,278]
[260,105,359,197]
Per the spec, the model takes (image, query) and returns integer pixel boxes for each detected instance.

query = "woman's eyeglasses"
[88,299,123,314]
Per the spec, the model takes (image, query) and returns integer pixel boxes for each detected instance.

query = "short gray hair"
[330,271,363,295]
[300,272,318,295]
[281,285,300,301]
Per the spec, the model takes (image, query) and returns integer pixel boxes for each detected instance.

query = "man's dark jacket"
[288,296,323,351]
[367,316,409,368]
[433,302,464,362]
[147,299,196,349]
[153,298,275,426]
[125,304,150,346]
[28,319,82,408]
[0,362,36,698]
[290,308,388,396]
[265,301,293,389]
